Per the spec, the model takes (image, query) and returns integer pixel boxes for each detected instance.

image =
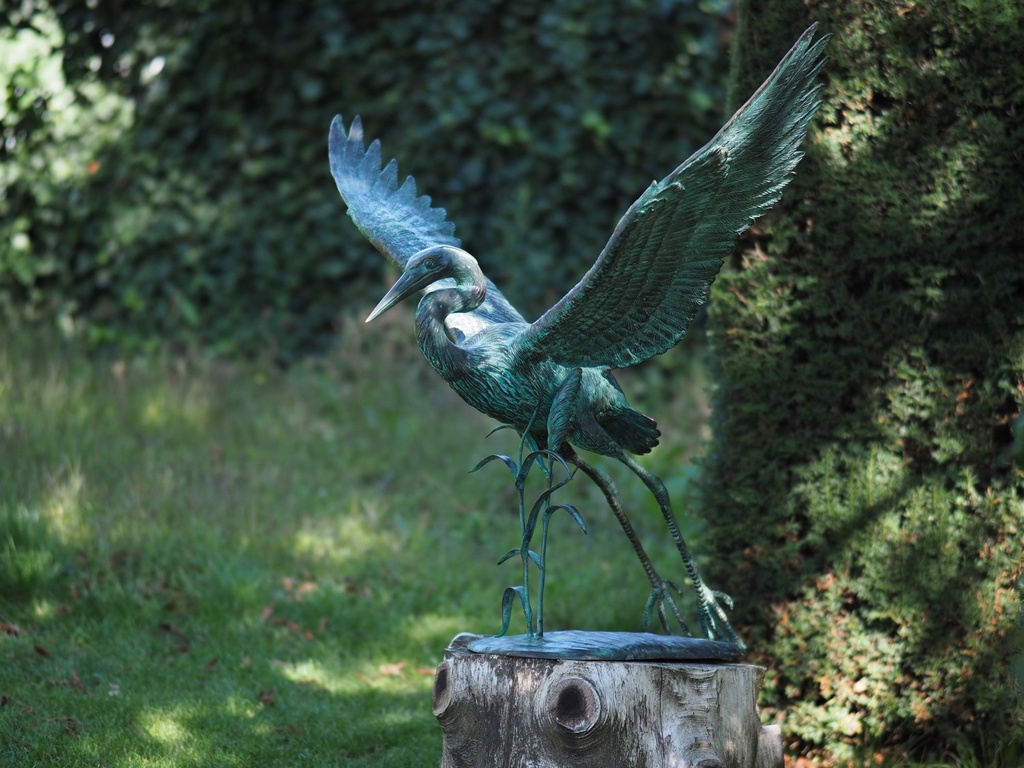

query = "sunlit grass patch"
[0,318,729,766]
[2,318,1000,766]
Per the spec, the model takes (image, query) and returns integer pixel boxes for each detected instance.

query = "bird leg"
[618,454,741,647]
[564,449,691,636]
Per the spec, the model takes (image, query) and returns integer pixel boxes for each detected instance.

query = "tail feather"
[605,409,661,455]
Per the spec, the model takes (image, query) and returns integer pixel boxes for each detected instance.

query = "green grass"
[1,315,1012,767]
[0,312,714,766]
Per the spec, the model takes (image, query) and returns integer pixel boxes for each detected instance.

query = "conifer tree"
[702,1,1024,761]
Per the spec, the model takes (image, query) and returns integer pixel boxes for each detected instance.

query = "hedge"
[701,0,1024,761]
[1,0,730,358]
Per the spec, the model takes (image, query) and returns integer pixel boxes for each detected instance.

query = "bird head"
[365,245,464,323]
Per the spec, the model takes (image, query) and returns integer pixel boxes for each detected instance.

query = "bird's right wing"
[329,116,524,330]
[516,25,829,370]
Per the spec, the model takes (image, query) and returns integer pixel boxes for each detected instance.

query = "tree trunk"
[433,634,783,768]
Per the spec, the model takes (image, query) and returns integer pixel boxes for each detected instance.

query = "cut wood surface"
[434,633,782,768]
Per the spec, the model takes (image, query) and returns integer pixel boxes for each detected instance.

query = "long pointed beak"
[365,270,423,323]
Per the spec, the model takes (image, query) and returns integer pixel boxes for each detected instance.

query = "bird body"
[332,25,831,642]
[369,246,659,458]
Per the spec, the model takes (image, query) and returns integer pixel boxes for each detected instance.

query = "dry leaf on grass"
[378,661,407,676]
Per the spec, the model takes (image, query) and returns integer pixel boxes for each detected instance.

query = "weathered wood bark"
[434,634,782,768]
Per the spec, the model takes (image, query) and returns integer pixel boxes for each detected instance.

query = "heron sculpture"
[329,25,829,644]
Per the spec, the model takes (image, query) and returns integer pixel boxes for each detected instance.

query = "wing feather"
[517,25,830,369]
[329,116,458,268]
[329,115,524,330]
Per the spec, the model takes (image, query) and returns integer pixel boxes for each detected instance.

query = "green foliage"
[703,0,1024,762]
[0,0,730,358]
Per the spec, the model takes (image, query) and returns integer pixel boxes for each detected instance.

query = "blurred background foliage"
[0,0,731,358]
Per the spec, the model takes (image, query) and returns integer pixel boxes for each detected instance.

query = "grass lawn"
[0,312,713,766]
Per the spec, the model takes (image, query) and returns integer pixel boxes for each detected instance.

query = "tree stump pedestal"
[433,633,781,768]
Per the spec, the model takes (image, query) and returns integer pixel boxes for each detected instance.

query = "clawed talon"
[641,577,741,647]
[713,589,734,611]
[696,581,742,647]
[644,580,689,635]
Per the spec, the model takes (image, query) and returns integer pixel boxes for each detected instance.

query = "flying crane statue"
[329,25,829,647]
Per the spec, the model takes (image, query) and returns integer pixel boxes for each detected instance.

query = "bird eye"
[423,258,438,270]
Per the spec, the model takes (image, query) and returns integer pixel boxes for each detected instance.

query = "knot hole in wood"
[433,659,453,717]
[547,675,601,734]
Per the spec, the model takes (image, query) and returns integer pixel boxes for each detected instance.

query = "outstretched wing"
[329,116,524,330]
[329,115,459,269]
[517,25,830,369]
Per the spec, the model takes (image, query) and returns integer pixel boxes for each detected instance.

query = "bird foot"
[643,579,691,635]
[696,582,743,648]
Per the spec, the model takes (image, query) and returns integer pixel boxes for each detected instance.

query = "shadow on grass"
[1,536,442,765]
[0,318,683,766]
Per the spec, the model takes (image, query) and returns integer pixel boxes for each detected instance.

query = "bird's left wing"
[329,115,524,330]
[329,115,460,269]
[516,25,829,370]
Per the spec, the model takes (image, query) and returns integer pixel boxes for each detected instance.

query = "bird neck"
[445,252,487,317]
[415,253,487,340]
[414,253,486,372]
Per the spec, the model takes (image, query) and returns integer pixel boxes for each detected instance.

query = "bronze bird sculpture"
[329,25,829,644]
